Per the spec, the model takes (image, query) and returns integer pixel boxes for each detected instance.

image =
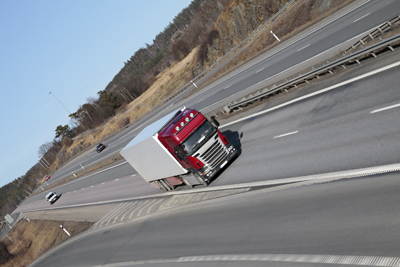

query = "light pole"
[48,92,90,134]
[48,91,71,114]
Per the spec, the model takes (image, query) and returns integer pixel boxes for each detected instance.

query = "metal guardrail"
[49,1,297,176]
[223,32,400,113]
[345,15,400,53]
[0,221,5,234]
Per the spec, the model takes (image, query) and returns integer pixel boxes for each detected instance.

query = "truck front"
[158,107,237,185]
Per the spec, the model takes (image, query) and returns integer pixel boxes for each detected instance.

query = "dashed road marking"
[273,131,298,139]
[297,44,310,51]
[370,103,400,114]
[353,12,370,23]
[256,67,265,73]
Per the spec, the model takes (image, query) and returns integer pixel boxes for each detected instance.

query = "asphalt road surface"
[38,0,400,191]
[15,51,400,213]
[29,172,400,267]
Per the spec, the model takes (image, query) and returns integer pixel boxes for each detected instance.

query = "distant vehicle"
[45,192,60,205]
[45,175,51,181]
[96,143,106,153]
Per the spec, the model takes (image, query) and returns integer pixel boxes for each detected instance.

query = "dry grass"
[198,0,356,89]
[1,219,93,267]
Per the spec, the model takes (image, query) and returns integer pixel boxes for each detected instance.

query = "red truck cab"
[157,107,236,185]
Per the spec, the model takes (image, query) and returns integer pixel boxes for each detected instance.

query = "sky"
[0,0,193,188]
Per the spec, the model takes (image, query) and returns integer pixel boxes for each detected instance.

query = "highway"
[9,0,400,265]
[38,0,400,192]
[29,172,400,267]
[15,52,400,213]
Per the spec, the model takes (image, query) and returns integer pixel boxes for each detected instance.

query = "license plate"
[220,160,228,168]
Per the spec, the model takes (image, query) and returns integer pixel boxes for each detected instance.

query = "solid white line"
[203,25,380,113]
[95,253,400,267]
[22,162,400,213]
[220,60,400,129]
[370,103,400,114]
[297,44,310,51]
[353,12,370,23]
[273,131,298,139]
[256,67,265,73]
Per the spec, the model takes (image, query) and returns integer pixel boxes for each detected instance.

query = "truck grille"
[197,134,228,168]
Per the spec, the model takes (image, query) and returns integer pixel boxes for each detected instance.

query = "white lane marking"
[81,188,84,190]
[129,200,149,219]
[256,67,265,73]
[101,182,105,185]
[145,198,164,214]
[370,103,400,114]
[26,162,400,213]
[90,186,94,188]
[114,179,119,181]
[98,253,400,267]
[224,84,232,89]
[197,98,205,103]
[273,131,298,139]
[131,174,136,177]
[202,24,380,113]
[353,12,370,23]
[220,60,400,129]
[120,202,139,221]
[297,44,310,51]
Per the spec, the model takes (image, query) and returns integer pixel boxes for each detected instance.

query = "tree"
[172,39,190,61]
[55,125,73,139]
[38,142,53,157]
[97,90,121,110]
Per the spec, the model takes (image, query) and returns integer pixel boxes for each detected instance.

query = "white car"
[45,192,60,205]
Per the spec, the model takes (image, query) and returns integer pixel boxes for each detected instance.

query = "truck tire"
[159,179,173,191]
[193,173,208,186]
[181,177,194,188]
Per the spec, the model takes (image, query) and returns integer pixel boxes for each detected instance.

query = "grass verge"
[0,219,93,267]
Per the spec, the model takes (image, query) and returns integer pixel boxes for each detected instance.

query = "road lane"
[29,172,400,266]
[16,59,400,215]
[42,0,400,190]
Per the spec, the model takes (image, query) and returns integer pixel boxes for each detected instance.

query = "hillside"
[0,0,356,220]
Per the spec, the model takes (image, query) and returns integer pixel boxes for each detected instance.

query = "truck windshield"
[180,121,216,156]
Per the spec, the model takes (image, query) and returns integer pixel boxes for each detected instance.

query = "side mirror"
[210,116,220,128]
[174,147,186,161]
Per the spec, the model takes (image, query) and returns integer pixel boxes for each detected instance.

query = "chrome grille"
[197,134,228,168]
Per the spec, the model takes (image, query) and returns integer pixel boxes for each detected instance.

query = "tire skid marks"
[91,188,250,230]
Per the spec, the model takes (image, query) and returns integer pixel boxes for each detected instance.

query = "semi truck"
[120,107,237,190]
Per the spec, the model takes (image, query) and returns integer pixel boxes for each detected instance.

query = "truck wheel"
[181,177,193,188]
[193,173,208,186]
[159,179,173,191]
